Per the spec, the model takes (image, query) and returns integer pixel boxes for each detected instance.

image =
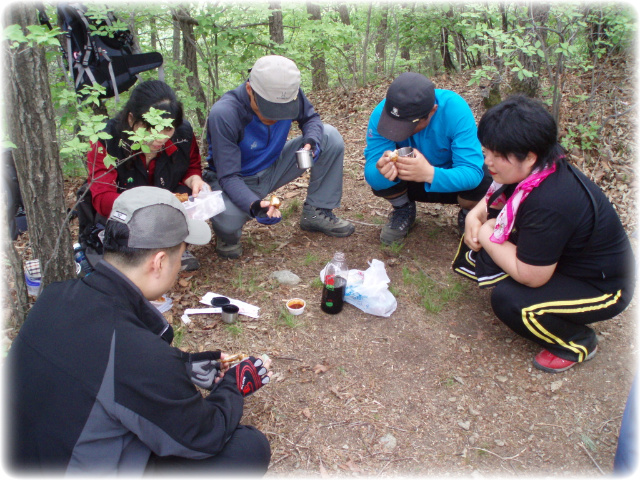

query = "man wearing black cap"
[204,55,354,259]
[364,72,490,245]
[6,187,273,475]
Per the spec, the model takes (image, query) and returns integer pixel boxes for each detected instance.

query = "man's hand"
[229,356,273,397]
[394,148,435,183]
[251,200,282,225]
[184,351,224,390]
[376,150,400,181]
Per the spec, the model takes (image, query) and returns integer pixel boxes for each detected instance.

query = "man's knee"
[233,425,271,471]
[321,124,344,153]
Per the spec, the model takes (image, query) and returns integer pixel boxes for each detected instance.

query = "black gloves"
[184,351,222,390]
[229,357,270,397]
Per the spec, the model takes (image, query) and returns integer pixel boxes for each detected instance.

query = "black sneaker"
[380,201,416,245]
[300,204,355,237]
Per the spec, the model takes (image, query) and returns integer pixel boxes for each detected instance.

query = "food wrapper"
[183,189,225,220]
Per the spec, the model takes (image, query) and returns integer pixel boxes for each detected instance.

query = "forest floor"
[4,58,638,477]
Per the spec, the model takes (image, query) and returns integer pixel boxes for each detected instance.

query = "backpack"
[54,2,164,101]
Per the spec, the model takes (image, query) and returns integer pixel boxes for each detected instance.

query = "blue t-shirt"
[364,89,484,193]
[238,117,292,176]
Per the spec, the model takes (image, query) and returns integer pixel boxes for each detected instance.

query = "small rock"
[458,420,471,431]
[378,433,397,451]
[550,380,563,392]
[494,439,505,446]
[496,375,508,383]
[270,270,301,285]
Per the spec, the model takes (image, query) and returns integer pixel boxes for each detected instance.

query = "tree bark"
[172,17,181,87]
[269,1,284,46]
[307,3,328,90]
[510,2,549,97]
[375,3,389,74]
[3,4,76,299]
[174,7,207,128]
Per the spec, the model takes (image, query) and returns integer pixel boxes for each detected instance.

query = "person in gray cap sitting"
[364,72,492,245]
[204,55,355,259]
[5,187,273,476]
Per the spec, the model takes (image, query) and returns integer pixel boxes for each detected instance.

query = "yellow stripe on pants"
[521,290,622,361]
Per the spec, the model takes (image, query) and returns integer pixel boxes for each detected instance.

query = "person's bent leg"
[491,274,632,366]
[299,124,354,237]
[145,425,271,476]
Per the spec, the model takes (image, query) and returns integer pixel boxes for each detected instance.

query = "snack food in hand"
[221,353,249,365]
[269,195,281,209]
[174,192,189,202]
[389,150,399,162]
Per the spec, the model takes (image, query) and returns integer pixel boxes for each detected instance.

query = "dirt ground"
[165,72,636,476]
[4,66,637,476]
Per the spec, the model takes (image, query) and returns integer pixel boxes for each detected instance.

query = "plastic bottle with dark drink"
[321,252,348,314]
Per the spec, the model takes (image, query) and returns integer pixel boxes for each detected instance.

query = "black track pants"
[491,273,633,362]
[145,425,271,476]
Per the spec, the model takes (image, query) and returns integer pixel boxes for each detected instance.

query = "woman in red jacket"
[84,80,206,271]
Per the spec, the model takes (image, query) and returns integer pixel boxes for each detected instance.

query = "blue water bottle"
[73,243,94,277]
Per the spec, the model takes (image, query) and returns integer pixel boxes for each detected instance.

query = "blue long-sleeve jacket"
[364,89,484,193]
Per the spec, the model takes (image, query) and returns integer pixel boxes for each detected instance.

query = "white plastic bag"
[183,188,225,220]
[320,259,397,317]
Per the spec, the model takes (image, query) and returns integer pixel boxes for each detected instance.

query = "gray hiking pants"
[203,124,345,245]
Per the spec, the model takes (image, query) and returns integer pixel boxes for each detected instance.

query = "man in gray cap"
[6,187,272,475]
[204,55,354,259]
[364,72,491,245]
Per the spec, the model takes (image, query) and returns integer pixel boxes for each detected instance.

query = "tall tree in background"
[3,3,76,321]
[509,2,550,97]
[307,2,328,90]
[269,1,284,46]
[375,3,389,74]
[307,2,329,90]
[173,7,207,128]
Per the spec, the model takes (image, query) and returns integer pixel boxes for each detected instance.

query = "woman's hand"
[464,202,489,251]
[184,175,207,197]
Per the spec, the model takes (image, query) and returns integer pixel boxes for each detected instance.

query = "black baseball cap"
[378,73,436,142]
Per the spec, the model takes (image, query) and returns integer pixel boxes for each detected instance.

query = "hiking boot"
[216,238,242,259]
[300,204,355,237]
[457,208,469,236]
[180,250,200,271]
[380,201,416,245]
[533,346,598,373]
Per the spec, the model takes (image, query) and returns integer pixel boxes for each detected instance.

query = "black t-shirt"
[507,160,634,285]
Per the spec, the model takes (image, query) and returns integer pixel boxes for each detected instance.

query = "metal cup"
[221,304,239,324]
[296,149,314,169]
[396,146,415,158]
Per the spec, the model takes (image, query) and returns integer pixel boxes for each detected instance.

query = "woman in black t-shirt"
[462,95,635,373]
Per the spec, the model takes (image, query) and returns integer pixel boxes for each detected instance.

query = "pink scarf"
[485,163,557,243]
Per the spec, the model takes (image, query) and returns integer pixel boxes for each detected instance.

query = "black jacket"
[5,261,244,475]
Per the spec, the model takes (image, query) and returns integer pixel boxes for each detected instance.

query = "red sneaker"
[533,346,598,373]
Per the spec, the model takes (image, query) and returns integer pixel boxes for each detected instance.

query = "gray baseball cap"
[249,55,301,120]
[108,187,211,248]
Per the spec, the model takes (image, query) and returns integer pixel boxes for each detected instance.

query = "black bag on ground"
[55,2,163,100]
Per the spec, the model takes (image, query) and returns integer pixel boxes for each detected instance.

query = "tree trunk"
[4,4,76,299]
[362,3,373,86]
[269,1,284,46]
[307,3,328,90]
[174,7,207,128]
[375,3,389,74]
[510,2,549,97]
[336,3,356,84]
[440,27,456,71]
[172,18,181,87]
